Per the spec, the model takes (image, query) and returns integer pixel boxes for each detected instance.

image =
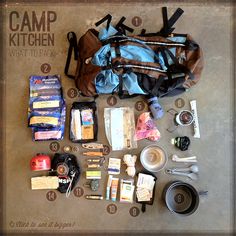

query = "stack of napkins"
[136,173,155,202]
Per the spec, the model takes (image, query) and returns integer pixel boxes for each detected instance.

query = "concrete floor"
[2,2,234,235]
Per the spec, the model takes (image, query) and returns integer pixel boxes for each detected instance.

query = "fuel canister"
[30,154,51,171]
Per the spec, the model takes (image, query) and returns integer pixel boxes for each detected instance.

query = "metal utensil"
[166,169,199,180]
[82,143,104,150]
[172,154,197,163]
[171,165,199,173]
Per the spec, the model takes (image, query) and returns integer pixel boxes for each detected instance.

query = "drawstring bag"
[51,153,80,197]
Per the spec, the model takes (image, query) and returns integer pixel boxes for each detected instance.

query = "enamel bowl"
[140,145,167,172]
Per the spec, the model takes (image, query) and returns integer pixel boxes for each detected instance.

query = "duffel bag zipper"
[118,38,185,47]
[104,35,185,47]
[116,64,167,73]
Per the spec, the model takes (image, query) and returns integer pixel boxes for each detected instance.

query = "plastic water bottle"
[147,96,164,120]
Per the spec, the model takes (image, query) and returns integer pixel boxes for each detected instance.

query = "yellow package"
[30,116,59,126]
[33,100,60,109]
[82,125,94,139]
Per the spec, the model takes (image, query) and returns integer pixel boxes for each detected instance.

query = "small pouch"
[51,153,80,195]
[69,101,98,143]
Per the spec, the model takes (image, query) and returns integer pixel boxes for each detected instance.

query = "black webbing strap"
[164,48,194,80]
[95,14,112,30]
[150,76,165,95]
[115,17,134,35]
[117,72,138,99]
[140,29,146,35]
[115,44,121,57]
[64,32,79,79]
[185,39,199,50]
[158,47,173,81]
[119,93,139,99]
[118,74,123,97]
[168,8,184,32]
[159,7,184,36]
[163,47,179,65]
[159,47,194,81]
[162,7,171,35]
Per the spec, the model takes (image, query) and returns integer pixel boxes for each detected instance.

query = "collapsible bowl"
[140,145,167,172]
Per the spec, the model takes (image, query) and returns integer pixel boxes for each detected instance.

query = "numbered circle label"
[132,16,142,27]
[135,101,145,111]
[72,146,79,152]
[129,207,140,217]
[49,142,60,152]
[73,187,84,197]
[41,63,51,74]
[67,88,78,99]
[174,193,185,204]
[107,204,117,214]
[103,145,110,155]
[46,191,57,201]
[175,98,185,108]
[107,96,117,106]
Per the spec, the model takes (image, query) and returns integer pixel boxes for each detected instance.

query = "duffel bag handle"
[64,32,79,79]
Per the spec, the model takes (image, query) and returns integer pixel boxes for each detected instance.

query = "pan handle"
[141,203,146,213]
[199,191,208,196]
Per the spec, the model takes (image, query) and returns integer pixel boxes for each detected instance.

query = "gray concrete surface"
[2,2,234,235]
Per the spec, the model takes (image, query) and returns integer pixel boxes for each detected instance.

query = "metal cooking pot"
[163,181,199,216]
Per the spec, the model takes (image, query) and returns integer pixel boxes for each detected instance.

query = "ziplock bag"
[29,74,62,96]
[69,101,98,143]
[32,101,66,141]
[104,107,137,151]
[29,95,63,111]
[28,109,61,128]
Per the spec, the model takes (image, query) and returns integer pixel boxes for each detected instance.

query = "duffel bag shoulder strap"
[140,7,184,37]
[95,14,134,35]
[159,7,184,36]
[64,32,79,79]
